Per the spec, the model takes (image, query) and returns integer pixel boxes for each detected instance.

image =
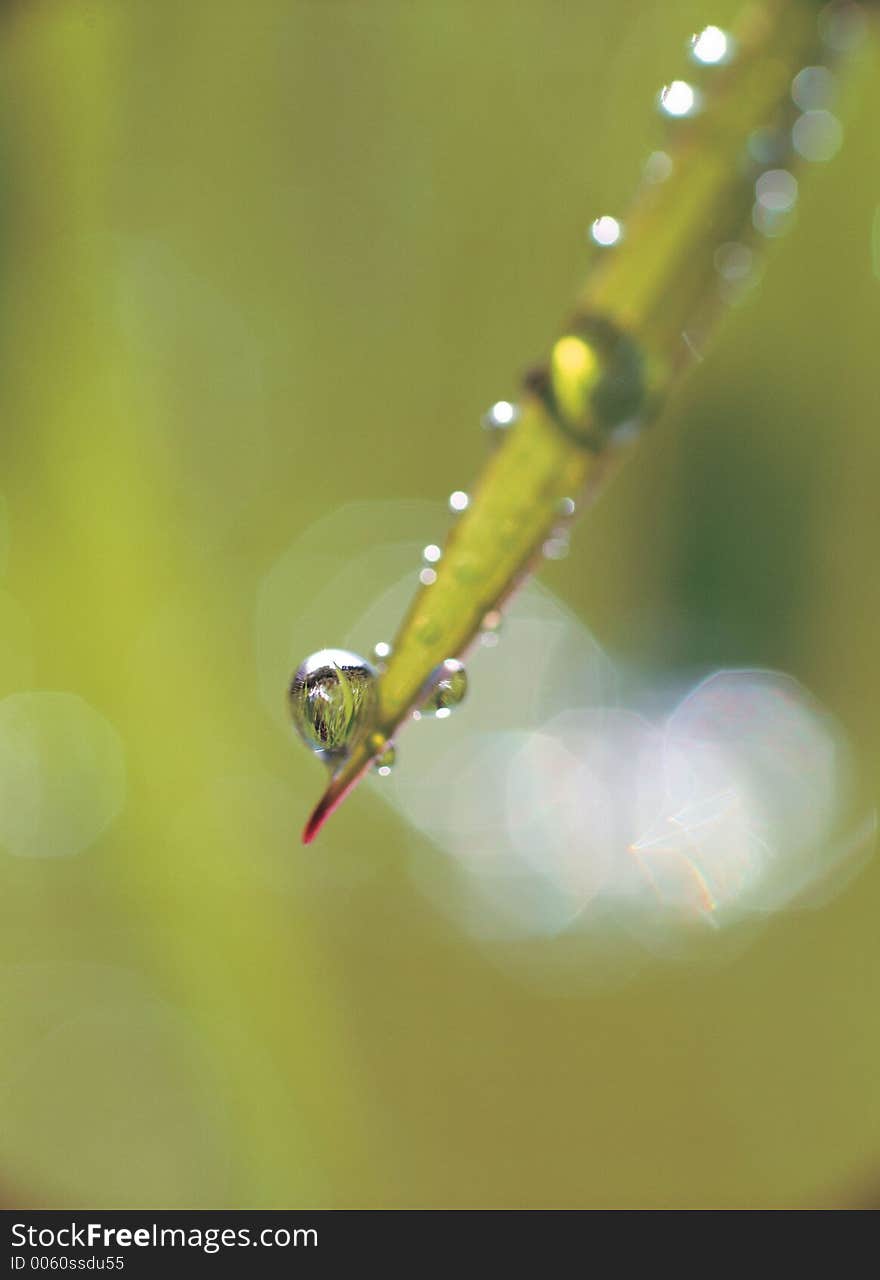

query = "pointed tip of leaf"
[301,747,373,844]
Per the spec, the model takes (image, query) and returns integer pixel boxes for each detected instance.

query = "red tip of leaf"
[301,751,372,844]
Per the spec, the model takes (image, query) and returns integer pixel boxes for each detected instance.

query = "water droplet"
[792,110,843,163]
[421,659,468,718]
[422,544,442,564]
[643,150,673,183]
[755,168,798,213]
[658,80,700,118]
[372,640,392,663]
[690,25,732,66]
[590,216,623,247]
[482,400,519,432]
[373,742,396,776]
[448,490,469,512]
[791,65,837,111]
[557,496,577,518]
[548,315,646,441]
[289,649,377,755]
[419,566,438,586]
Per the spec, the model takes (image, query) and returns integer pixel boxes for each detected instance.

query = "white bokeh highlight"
[264,501,867,961]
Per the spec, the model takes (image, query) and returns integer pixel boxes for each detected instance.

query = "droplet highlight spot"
[482,401,519,432]
[658,80,700,119]
[590,216,623,247]
[690,25,732,66]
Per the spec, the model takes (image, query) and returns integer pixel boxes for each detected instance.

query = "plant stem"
[302,0,871,843]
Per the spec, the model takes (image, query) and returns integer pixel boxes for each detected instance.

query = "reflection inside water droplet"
[373,743,396,776]
[288,649,377,755]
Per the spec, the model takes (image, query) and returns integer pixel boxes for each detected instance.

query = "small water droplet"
[690,25,732,66]
[372,641,392,663]
[289,649,377,755]
[792,109,843,163]
[421,658,468,717]
[643,150,673,183]
[482,400,519,432]
[658,80,701,118]
[373,742,396,776]
[419,566,438,586]
[422,544,442,564]
[448,490,469,512]
[557,496,577,518]
[590,216,623,247]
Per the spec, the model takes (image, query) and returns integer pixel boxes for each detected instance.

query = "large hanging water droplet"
[288,649,377,755]
[421,658,468,719]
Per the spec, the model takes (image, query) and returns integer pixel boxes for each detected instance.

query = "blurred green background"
[0,0,878,1209]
